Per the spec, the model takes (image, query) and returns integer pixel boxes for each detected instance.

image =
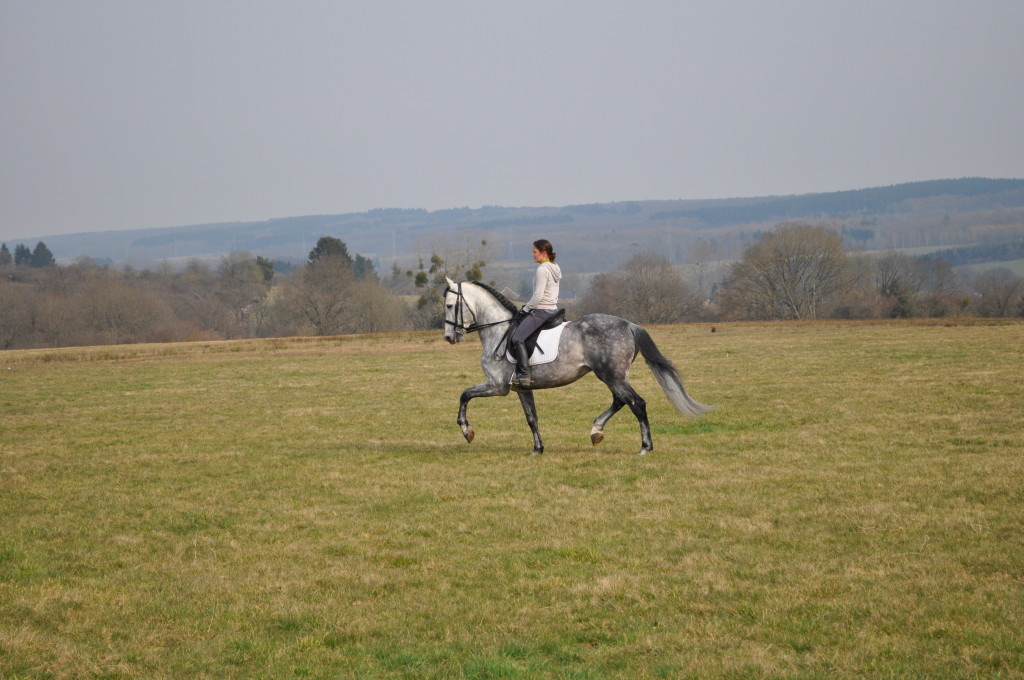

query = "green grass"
[2,320,1022,679]
[956,258,1024,275]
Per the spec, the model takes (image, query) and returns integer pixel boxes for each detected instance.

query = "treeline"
[3,227,1023,351]
[578,223,1024,324]
[0,242,56,268]
[0,237,429,350]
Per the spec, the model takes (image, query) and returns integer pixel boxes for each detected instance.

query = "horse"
[442,276,711,455]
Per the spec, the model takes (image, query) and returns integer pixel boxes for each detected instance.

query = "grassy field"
[2,320,1022,679]
[957,258,1024,276]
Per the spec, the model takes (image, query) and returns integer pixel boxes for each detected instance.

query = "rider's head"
[532,239,556,263]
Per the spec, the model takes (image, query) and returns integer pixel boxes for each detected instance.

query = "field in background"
[2,320,1022,679]
[959,258,1024,276]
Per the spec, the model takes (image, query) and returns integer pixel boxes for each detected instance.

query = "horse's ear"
[445,276,457,289]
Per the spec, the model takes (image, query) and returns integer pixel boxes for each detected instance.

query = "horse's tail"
[632,324,712,417]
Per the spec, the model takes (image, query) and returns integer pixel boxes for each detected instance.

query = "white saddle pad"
[506,321,568,366]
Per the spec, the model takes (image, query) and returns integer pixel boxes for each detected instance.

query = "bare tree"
[975,268,1024,317]
[161,260,226,336]
[578,272,617,317]
[721,223,852,320]
[685,238,722,301]
[32,293,80,347]
[917,256,963,317]
[579,252,697,324]
[78,278,172,344]
[216,252,270,337]
[875,250,925,317]
[0,279,32,348]
[288,255,356,335]
[621,253,697,323]
[347,280,413,333]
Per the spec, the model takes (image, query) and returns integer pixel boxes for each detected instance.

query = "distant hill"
[30,177,1024,275]
[648,178,1024,226]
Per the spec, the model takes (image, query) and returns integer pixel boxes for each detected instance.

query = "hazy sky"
[2,1,1023,243]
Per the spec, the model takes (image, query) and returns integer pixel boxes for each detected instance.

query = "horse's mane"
[469,281,519,314]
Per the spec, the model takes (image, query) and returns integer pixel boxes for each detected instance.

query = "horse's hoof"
[591,432,604,446]
[637,448,650,456]
[463,428,475,444]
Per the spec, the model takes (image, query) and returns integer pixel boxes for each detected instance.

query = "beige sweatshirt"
[524,262,562,311]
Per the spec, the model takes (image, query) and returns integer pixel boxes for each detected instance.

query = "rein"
[444,282,513,335]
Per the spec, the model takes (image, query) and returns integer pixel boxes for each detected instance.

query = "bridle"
[444,282,513,336]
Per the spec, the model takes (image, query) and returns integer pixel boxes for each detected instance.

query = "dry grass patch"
[2,321,1022,678]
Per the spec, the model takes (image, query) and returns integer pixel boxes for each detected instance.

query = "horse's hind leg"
[590,396,625,446]
[517,390,544,455]
[607,380,653,455]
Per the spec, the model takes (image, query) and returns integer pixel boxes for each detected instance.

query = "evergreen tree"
[31,241,56,267]
[255,255,275,284]
[307,236,352,266]
[0,243,11,267]
[353,254,377,281]
[13,244,32,266]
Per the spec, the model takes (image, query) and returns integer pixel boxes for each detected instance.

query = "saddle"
[498,309,566,362]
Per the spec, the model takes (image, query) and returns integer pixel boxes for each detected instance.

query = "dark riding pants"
[511,309,558,343]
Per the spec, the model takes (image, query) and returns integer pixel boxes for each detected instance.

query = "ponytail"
[533,239,556,263]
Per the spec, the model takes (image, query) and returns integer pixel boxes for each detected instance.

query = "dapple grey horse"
[443,277,710,455]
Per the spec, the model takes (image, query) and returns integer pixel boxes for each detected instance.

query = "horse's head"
[443,276,469,344]
[443,277,516,344]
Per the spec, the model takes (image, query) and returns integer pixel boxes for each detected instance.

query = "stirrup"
[511,371,533,388]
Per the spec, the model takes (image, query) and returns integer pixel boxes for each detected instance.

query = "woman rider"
[510,239,562,388]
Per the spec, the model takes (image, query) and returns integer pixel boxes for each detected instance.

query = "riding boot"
[511,341,532,388]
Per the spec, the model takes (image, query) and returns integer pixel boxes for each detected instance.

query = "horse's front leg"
[516,389,544,455]
[458,380,510,445]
